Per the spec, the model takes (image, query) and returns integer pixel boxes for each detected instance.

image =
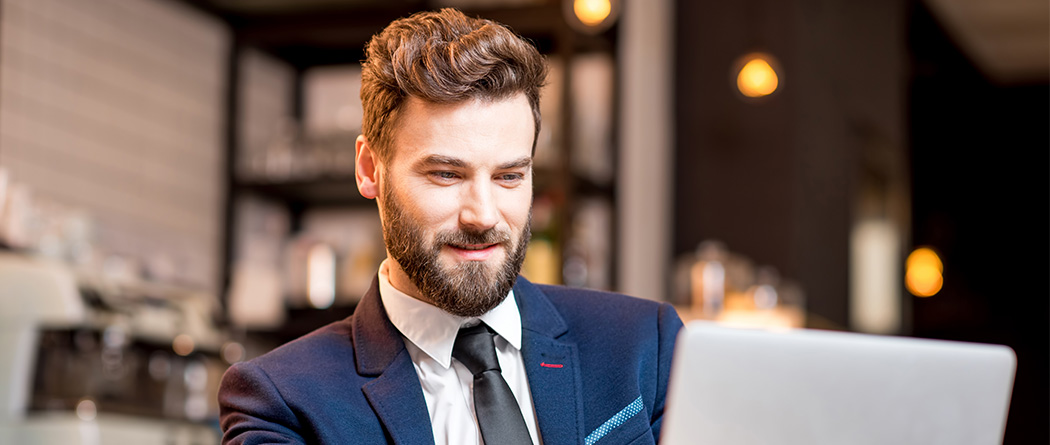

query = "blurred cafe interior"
[0,0,1045,443]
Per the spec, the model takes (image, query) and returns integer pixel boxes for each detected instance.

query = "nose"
[459,180,500,230]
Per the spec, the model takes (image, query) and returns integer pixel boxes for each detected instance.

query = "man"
[219,8,683,445]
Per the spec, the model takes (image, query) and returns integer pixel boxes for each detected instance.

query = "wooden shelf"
[206,0,622,325]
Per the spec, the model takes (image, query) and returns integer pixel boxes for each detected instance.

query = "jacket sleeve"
[650,301,685,440]
[219,361,307,445]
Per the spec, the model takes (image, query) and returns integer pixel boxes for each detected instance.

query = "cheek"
[405,188,459,228]
[502,190,533,229]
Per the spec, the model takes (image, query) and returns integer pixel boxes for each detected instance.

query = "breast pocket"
[585,396,654,445]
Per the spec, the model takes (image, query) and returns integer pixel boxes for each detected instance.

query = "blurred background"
[0,0,1044,443]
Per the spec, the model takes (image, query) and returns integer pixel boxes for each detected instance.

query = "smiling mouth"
[449,243,497,251]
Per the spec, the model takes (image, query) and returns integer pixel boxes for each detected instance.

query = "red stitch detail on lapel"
[540,362,564,368]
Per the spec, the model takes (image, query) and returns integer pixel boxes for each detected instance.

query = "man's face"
[373,94,534,317]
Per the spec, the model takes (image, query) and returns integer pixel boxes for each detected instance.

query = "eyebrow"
[416,155,533,170]
[498,156,533,170]
[417,155,468,169]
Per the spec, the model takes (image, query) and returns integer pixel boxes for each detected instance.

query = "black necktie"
[452,323,533,445]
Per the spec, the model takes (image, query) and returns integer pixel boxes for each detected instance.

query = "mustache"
[434,228,512,247]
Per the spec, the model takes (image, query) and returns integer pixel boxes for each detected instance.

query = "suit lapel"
[515,277,585,445]
[354,277,436,445]
[351,275,584,444]
[362,352,435,445]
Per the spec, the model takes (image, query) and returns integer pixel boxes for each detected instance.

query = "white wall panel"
[0,0,229,292]
[237,48,294,172]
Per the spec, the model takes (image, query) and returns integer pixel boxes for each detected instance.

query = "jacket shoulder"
[533,284,676,324]
[239,318,358,384]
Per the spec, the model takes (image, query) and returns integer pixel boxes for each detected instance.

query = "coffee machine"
[0,252,225,444]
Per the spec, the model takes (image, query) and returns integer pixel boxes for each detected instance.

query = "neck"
[384,257,430,304]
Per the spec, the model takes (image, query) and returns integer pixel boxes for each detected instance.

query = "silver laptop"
[661,322,1016,445]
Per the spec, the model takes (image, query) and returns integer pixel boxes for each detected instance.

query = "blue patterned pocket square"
[584,396,645,445]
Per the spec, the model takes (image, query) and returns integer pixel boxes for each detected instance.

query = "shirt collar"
[378,259,522,369]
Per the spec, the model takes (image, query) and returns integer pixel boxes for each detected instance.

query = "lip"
[445,243,501,261]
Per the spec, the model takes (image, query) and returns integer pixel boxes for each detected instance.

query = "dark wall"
[674,0,1047,441]
[908,3,1049,443]
[673,0,798,281]
[673,0,906,327]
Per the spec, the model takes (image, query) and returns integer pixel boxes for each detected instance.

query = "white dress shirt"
[378,260,542,445]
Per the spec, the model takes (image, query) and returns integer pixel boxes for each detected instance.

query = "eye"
[438,171,458,179]
[429,171,461,183]
[496,172,526,185]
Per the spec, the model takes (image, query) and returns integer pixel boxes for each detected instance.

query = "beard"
[380,182,530,318]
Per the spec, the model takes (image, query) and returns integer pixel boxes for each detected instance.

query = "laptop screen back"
[661,322,1016,445]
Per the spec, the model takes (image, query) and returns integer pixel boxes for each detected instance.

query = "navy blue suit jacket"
[219,276,684,444]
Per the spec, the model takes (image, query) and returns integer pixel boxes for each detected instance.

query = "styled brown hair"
[360,8,547,161]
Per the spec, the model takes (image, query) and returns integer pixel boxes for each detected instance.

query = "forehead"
[386,94,535,166]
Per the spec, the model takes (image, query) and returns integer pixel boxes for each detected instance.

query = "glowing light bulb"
[736,54,780,98]
[574,0,612,27]
[906,247,943,297]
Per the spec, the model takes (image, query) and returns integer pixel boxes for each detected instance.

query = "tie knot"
[453,323,501,375]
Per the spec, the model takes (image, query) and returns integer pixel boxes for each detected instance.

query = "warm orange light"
[906,247,943,297]
[173,334,195,356]
[736,55,779,98]
[574,0,611,27]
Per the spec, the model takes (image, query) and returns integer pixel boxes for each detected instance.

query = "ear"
[355,135,381,200]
